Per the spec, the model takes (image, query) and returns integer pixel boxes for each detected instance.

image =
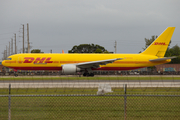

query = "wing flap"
[149,56,176,62]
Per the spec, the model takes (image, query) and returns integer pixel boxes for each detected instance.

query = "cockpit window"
[7,58,12,60]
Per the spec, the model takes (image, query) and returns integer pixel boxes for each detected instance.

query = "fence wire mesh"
[0,94,180,120]
[0,75,180,119]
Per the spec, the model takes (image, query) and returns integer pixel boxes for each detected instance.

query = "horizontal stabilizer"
[149,56,177,62]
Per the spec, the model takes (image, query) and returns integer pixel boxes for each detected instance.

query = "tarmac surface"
[0,79,180,88]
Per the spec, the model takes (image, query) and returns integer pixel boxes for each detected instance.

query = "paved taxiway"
[0,80,180,88]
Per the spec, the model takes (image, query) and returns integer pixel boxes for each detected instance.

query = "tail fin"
[141,27,175,57]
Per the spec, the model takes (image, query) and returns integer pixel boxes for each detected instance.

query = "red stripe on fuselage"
[7,66,144,71]
[8,67,62,70]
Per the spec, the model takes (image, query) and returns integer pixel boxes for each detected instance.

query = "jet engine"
[62,64,81,74]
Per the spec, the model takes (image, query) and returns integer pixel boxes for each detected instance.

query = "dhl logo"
[23,57,53,64]
[153,42,166,45]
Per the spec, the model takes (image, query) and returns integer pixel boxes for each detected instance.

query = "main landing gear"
[14,73,18,77]
[83,72,94,77]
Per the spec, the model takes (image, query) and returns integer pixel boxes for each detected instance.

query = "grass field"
[0,88,180,119]
[0,95,180,120]
[0,87,180,95]
[0,76,180,119]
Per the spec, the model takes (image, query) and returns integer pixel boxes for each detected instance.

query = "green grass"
[0,95,180,120]
[0,87,180,95]
[0,75,180,119]
[0,88,180,119]
[1,76,180,80]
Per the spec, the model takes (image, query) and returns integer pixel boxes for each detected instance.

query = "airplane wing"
[76,58,122,69]
[149,56,177,62]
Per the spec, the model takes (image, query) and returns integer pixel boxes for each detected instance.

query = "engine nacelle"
[62,64,81,74]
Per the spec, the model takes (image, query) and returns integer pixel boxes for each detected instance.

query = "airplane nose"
[2,60,6,66]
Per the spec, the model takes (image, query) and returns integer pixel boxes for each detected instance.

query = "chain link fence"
[0,84,180,120]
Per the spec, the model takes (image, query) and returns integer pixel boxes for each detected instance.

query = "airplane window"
[7,58,12,60]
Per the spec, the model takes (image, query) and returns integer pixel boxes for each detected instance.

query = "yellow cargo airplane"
[2,27,176,76]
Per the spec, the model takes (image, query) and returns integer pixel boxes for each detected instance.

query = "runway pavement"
[0,80,180,88]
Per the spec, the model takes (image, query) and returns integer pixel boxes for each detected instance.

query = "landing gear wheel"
[83,72,94,77]
[83,73,87,77]
[14,74,18,77]
[83,72,89,77]
[89,73,94,77]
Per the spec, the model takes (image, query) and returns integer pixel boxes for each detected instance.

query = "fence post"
[124,84,127,120]
[8,84,11,120]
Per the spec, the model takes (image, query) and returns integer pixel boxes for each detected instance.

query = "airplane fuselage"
[2,27,175,76]
[2,53,169,71]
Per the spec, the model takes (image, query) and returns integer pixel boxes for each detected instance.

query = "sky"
[0,0,180,59]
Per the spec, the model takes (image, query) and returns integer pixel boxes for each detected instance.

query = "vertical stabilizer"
[141,27,175,57]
